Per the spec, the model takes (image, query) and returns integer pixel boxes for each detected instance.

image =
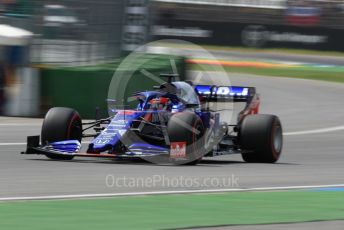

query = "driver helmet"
[149,97,171,110]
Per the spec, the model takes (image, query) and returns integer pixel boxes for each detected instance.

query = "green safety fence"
[40,54,185,119]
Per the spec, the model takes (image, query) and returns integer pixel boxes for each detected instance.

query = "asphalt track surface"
[0,71,344,199]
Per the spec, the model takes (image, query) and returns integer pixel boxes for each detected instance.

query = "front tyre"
[240,114,283,163]
[41,107,82,160]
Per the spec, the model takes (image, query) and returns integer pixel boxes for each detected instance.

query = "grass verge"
[0,191,344,230]
[200,45,344,57]
[190,64,344,83]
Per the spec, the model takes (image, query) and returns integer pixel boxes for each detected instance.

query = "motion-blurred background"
[0,0,343,117]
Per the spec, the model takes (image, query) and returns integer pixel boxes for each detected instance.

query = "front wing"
[22,136,173,159]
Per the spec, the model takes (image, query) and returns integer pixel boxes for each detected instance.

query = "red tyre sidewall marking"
[67,113,80,139]
[270,119,281,160]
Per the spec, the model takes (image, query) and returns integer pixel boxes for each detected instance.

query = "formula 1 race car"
[22,74,283,165]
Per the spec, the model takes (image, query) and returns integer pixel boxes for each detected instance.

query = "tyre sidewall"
[167,112,205,164]
[240,114,283,163]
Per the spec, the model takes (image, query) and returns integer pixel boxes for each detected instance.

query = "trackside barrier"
[39,54,185,119]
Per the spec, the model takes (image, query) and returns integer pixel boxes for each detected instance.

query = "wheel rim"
[192,121,205,156]
[273,125,283,153]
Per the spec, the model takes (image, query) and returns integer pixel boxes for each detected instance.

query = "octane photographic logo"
[242,25,269,48]
[108,39,233,165]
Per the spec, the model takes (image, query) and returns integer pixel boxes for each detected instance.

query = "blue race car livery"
[23,74,283,164]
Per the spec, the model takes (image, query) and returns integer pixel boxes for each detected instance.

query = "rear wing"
[194,85,256,102]
[195,85,260,122]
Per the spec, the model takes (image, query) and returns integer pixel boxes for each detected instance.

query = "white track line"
[1,125,344,146]
[0,124,41,126]
[1,184,344,201]
[0,142,26,146]
[284,126,344,136]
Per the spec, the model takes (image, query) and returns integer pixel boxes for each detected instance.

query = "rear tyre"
[167,112,205,165]
[240,114,283,163]
[41,107,82,160]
